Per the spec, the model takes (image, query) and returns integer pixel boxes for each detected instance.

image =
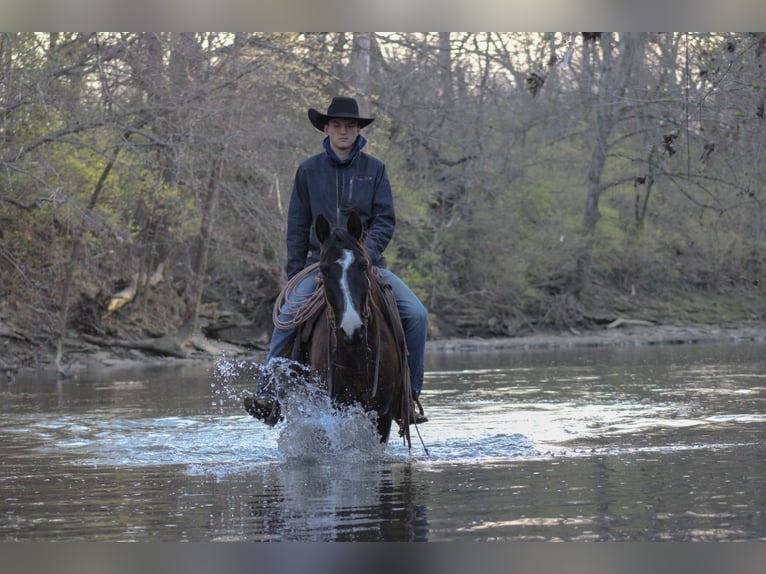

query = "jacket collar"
[323,135,367,166]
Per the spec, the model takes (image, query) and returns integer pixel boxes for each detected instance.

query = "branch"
[0,194,63,211]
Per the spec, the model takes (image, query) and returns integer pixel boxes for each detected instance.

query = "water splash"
[211,354,265,411]
[213,356,387,461]
[277,394,386,461]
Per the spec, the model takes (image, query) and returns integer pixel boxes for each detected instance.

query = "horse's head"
[315,211,372,345]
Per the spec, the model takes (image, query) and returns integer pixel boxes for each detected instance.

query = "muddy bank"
[3,320,765,381]
[0,332,262,381]
[426,321,766,352]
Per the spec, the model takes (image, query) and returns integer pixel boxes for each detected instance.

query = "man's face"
[324,119,360,155]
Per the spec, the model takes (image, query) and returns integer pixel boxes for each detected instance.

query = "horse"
[248,211,414,446]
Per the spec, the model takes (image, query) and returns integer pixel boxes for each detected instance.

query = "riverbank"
[3,319,764,382]
[425,320,766,352]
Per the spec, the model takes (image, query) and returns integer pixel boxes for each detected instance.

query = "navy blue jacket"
[285,136,396,279]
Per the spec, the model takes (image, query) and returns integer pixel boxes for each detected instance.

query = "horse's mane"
[327,227,371,263]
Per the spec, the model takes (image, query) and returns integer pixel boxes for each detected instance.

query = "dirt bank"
[2,320,764,382]
[425,320,766,352]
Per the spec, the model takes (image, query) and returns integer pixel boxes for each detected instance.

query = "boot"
[397,392,428,426]
[244,393,282,426]
[412,392,428,424]
[244,368,282,426]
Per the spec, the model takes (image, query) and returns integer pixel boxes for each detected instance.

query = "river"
[1,341,765,542]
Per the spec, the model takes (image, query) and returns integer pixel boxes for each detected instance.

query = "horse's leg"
[307,313,331,393]
[377,411,393,443]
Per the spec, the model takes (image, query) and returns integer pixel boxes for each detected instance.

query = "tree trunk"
[176,35,241,342]
[177,151,224,341]
[351,32,371,95]
[583,33,642,233]
[438,32,453,109]
[56,138,126,374]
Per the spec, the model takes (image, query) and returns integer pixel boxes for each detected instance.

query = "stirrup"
[412,394,428,424]
[397,394,428,426]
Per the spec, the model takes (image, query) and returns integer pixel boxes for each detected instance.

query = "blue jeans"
[265,267,428,397]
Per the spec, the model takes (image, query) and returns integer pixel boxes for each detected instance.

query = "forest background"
[1,32,765,375]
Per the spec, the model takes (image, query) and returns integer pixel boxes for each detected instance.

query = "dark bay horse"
[282,212,413,445]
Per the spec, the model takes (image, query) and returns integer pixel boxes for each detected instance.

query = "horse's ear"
[315,214,331,244]
[347,210,363,241]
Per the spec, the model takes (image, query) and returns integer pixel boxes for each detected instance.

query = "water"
[1,342,765,541]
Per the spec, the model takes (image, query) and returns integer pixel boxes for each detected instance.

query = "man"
[247,96,428,425]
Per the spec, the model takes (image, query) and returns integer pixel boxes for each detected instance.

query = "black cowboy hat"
[308,96,374,131]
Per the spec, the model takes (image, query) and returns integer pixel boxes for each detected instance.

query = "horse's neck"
[370,277,402,337]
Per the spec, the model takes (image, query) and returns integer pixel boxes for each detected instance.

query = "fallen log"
[606,318,655,329]
[102,263,165,319]
[81,334,188,358]
[0,317,31,341]
[103,275,138,318]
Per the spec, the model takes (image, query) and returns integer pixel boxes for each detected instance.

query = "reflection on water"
[236,460,429,542]
[1,342,765,541]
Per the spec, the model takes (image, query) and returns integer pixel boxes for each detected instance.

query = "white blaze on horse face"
[337,249,363,337]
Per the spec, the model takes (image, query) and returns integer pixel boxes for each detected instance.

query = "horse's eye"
[321,263,341,281]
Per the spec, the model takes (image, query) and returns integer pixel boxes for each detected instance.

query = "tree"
[2,32,766,370]
[582,33,645,233]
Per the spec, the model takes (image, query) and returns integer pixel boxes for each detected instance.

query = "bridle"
[322,242,381,400]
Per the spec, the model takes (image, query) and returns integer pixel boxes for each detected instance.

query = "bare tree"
[582,33,645,232]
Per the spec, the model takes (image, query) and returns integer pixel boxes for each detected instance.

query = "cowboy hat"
[308,96,374,131]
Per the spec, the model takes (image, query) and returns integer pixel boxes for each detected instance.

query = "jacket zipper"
[335,169,341,224]
[334,151,358,224]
